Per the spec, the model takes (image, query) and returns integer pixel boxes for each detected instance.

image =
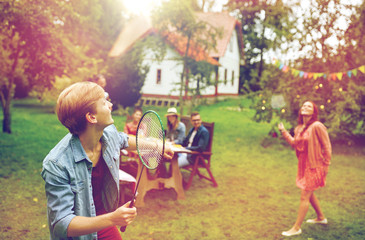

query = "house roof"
[108,16,153,58]
[108,12,243,65]
[162,31,220,65]
[195,12,243,58]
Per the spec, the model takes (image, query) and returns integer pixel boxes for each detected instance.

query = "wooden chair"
[180,116,218,190]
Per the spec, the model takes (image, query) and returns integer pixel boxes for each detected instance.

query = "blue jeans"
[177,153,190,167]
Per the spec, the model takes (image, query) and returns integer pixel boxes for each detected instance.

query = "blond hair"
[56,82,104,135]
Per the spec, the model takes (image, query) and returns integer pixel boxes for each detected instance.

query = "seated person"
[124,107,143,135]
[165,107,186,145]
[178,112,209,167]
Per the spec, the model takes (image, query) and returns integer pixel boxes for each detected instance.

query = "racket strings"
[137,115,164,169]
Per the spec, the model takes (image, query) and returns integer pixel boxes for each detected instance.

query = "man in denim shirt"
[42,82,172,239]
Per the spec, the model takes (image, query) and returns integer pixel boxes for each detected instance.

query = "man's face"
[93,96,114,128]
[191,114,202,129]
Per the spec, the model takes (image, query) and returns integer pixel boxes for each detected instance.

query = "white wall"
[141,46,183,97]
[141,30,241,97]
[216,29,240,95]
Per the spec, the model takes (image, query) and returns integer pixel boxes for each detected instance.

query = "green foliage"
[249,1,365,138]
[105,38,150,108]
[227,0,296,92]
[0,0,128,132]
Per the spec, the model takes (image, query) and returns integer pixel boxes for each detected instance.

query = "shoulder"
[104,124,128,143]
[310,121,327,131]
[178,122,186,128]
[42,134,73,177]
[104,124,119,135]
[200,125,209,134]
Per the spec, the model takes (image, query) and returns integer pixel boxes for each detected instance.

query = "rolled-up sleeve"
[42,162,76,239]
[119,131,129,149]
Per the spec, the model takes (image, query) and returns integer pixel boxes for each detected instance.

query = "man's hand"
[110,201,137,227]
[163,144,174,159]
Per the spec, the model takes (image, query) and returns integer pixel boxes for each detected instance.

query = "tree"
[151,0,222,115]
[0,0,127,133]
[105,38,152,108]
[0,0,85,133]
[250,0,365,139]
[226,0,296,92]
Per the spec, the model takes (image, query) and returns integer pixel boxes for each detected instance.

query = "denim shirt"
[166,121,186,145]
[41,125,129,240]
[182,125,209,152]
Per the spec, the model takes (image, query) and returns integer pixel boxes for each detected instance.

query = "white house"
[109,12,244,106]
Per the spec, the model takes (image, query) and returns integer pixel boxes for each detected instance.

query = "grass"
[0,97,364,239]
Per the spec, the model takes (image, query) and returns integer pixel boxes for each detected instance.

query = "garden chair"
[180,116,218,190]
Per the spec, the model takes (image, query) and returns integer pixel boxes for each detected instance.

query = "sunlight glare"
[123,0,162,16]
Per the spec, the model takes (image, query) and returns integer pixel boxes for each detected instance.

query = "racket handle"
[120,199,135,232]
[120,225,127,232]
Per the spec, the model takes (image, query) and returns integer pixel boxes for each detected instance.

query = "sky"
[121,0,228,16]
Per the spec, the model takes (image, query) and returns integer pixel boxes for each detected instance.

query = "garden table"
[134,145,190,207]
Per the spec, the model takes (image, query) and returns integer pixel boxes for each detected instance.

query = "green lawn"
[0,97,364,240]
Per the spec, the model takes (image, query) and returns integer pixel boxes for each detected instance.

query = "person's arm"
[313,122,332,164]
[42,164,136,238]
[123,123,129,134]
[278,122,296,147]
[67,201,136,237]
[175,122,186,145]
[125,135,174,159]
[42,163,77,238]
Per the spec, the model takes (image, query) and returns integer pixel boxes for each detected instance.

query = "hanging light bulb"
[319,83,323,88]
[262,100,266,104]
[327,99,331,103]
[339,87,343,92]
[261,106,265,110]
[320,105,325,110]
[296,94,300,98]
[315,86,319,89]
[281,109,286,113]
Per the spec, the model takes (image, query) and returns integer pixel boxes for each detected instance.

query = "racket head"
[136,110,165,170]
[271,94,286,109]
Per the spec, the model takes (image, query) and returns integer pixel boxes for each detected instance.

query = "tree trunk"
[2,101,11,133]
[258,23,266,79]
[179,34,192,116]
[1,35,20,134]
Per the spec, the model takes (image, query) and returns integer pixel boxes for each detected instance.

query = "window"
[231,71,234,86]
[156,69,161,84]
[224,69,227,85]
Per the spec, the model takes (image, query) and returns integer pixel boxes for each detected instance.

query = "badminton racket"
[120,110,165,232]
[271,94,286,109]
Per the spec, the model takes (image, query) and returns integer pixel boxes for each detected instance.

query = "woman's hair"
[297,100,318,135]
[133,107,143,114]
[56,82,105,135]
[167,115,179,130]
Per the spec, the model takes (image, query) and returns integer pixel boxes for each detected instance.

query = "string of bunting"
[273,59,365,81]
